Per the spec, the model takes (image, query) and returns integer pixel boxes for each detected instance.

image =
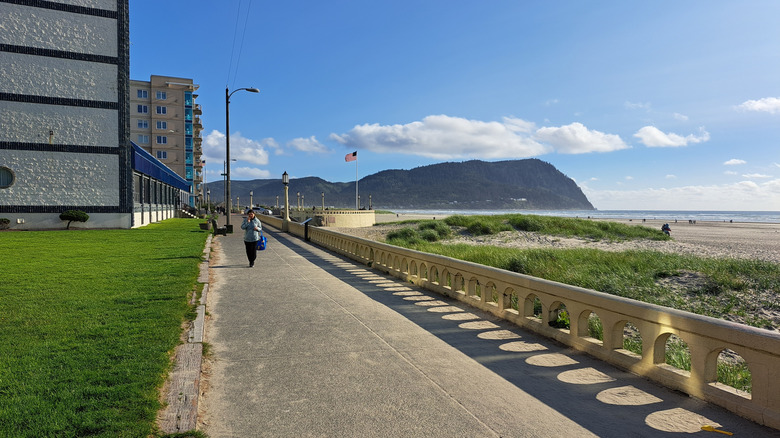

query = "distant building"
[0,1,191,229]
[129,76,204,207]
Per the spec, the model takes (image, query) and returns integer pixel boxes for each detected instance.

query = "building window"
[137,120,148,129]
[0,167,15,188]
[156,151,168,159]
[156,121,167,130]
[156,91,167,100]
[156,106,167,115]
[137,89,148,98]
[137,135,149,144]
[137,105,148,114]
[156,136,167,144]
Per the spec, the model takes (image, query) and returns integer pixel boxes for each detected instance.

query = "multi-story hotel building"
[130,75,203,206]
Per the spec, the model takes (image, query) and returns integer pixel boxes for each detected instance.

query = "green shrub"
[386,227,423,245]
[419,229,440,242]
[59,210,89,229]
[443,215,471,227]
[509,215,543,232]
[418,220,451,239]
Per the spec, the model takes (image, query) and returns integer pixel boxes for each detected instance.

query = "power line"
[232,0,253,90]
[227,0,253,90]
[226,0,243,88]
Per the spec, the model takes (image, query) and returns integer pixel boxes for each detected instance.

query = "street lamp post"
[282,171,290,230]
[249,190,253,209]
[321,192,324,211]
[225,86,259,230]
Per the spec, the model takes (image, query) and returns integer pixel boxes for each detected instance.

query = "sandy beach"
[363,213,780,264]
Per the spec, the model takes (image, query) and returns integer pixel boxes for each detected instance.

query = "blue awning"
[131,141,190,191]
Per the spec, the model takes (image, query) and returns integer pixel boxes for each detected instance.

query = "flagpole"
[355,154,358,210]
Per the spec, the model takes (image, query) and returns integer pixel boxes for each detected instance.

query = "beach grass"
[0,219,208,437]
[386,220,779,391]
[385,213,671,241]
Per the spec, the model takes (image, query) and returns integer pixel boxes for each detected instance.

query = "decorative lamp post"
[282,171,290,229]
[249,190,253,209]
[207,189,210,210]
[321,192,325,211]
[225,86,259,230]
[276,195,279,208]
[297,192,300,210]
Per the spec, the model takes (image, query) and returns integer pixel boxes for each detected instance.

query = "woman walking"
[240,209,262,267]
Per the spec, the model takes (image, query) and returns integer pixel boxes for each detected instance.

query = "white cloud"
[633,126,710,147]
[666,174,677,179]
[232,166,271,179]
[737,97,780,114]
[673,113,689,121]
[625,176,634,180]
[723,159,746,166]
[724,171,738,175]
[534,122,629,154]
[583,179,780,210]
[742,173,773,179]
[625,101,651,110]
[330,115,551,159]
[331,116,629,159]
[287,136,329,153]
[203,129,271,165]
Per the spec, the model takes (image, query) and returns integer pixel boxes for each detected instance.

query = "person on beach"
[661,223,671,236]
[240,208,263,267]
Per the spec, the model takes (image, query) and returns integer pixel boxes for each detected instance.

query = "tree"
[59,210,89,229]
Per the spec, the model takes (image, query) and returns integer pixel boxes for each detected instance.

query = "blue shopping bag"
[256,234,267,250]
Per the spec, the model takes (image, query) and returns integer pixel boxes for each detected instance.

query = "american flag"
[345,151,357,162]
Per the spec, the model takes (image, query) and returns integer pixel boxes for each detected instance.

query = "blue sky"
[130,1,780,211]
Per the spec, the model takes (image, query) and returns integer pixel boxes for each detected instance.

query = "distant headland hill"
[211,159,595,211]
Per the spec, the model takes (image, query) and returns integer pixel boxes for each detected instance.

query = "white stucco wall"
[0,52,118,101]
[0,150,119,206]
[0,3,118,56]
[0,102,118,146]
[58,1,117,10]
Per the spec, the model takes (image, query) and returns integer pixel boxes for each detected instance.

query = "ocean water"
[391,209,780,224]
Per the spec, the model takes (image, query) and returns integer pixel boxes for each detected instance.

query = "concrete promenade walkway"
[198,219,779,437]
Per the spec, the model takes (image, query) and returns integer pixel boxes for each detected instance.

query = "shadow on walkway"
[270,229,778,436]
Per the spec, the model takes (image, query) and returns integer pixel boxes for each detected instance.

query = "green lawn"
[0,219,209,437]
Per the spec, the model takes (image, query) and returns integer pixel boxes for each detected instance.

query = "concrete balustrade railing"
[259,216,780,428]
